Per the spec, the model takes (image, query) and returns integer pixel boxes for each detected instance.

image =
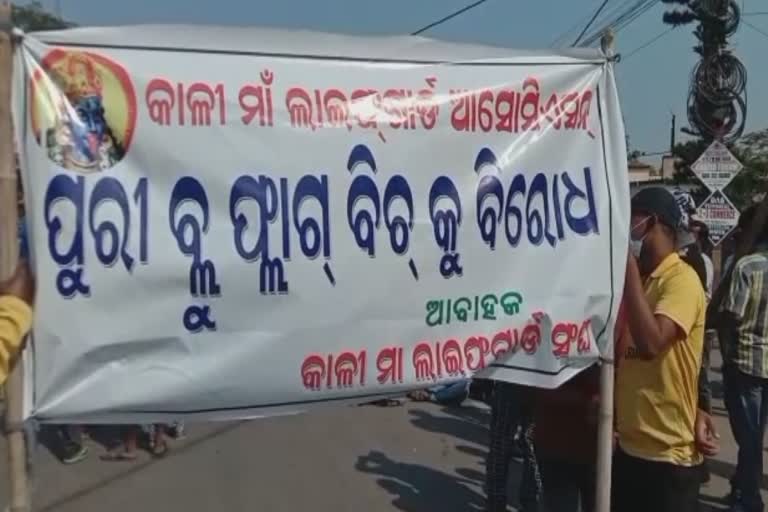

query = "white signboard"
[697,190,740,245]
[691,140,743,191]
[12,26,629,423]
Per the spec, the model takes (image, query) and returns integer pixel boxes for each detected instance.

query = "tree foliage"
[11,1,72,32]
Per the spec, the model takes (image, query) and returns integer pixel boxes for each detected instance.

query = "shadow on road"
[407,406,489,447]
[356,450,485,512]
[398,404,530,510]
[437,404,490,426]
[455,444,488,462]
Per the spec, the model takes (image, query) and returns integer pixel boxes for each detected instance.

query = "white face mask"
[630,217,651,259]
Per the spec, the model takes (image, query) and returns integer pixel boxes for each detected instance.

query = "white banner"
[12,26,629,423]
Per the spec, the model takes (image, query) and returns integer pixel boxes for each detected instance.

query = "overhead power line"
[580,0,649,46]
[550,9,600,47]
[743,19,768,39]
[608,0,661,35]
[580,0,661,47]
[550,0,638,47]
[573,0,612,46]
[411,0,491,36]
[622,26,675,61]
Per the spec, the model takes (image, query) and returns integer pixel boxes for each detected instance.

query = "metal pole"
[595,29,616,512]
[670,114,676,153]
[0,3,30,511]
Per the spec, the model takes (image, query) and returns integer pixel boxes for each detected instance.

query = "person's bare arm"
[624,255,686,358]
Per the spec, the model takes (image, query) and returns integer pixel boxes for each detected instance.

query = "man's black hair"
[739,204,757,231]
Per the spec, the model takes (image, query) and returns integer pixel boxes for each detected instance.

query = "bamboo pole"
[0,2,30,511]
[595,29,616,512]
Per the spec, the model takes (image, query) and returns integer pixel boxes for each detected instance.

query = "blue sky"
[15,0,768,158]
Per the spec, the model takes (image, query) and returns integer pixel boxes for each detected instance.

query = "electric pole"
[663,0,747,143]
[670,113,676,154]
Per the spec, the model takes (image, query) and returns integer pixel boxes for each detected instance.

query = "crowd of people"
[1,186,767,511]
[476,187,767,512]
[49,422,186,463]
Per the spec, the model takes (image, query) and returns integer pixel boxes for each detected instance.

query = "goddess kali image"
[42,52,125,172]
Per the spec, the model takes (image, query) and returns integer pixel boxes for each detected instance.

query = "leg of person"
[723,364,748,504]
[758,380,768,505]
[66,425,84,445]
[655,462,701,512]
[518,417,542,512]
[124,426,138,455]
[611,449,650,512]
[470,378,494,404]
[577,462,597,512]
[725,368,765,512]
[432,380,470,406]
[538,459,581,512]
[406,389,432,402]
[736,376,768,512]
[101,425,138,461]
[145,424,156,448]
[151,424,169,458]
[169,421,185,440]
[60,425,88,464]
[485,382,521,512]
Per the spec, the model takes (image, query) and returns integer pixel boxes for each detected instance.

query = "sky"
[13,0,768,159]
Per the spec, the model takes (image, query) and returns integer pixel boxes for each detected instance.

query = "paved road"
[0,368,765,511]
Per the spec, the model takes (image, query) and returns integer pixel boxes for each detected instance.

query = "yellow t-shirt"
[616,252,706,466]
[0,295,32,386]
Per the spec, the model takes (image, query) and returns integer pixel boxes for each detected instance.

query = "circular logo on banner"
[30,49,137,173]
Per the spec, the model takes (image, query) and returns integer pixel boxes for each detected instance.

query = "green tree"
[12,1,72,32]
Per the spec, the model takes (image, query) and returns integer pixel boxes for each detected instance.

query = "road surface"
[0,366,765,511]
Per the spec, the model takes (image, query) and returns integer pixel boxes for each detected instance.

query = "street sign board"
[691,140,743,191]
[696,190,740,246]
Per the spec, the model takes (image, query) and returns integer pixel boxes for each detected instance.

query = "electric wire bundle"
[664,0,747,142]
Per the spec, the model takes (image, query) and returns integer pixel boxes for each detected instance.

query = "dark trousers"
[723,364,768,511]
[539,459,595,512]
[612,449,700,512]
[485,381,541,512]
[58,425,83,444]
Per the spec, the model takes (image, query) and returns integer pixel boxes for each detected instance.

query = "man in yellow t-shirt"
[0,260,34,385]
[614,187,707,512]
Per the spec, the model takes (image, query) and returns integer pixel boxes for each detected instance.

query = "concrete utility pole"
[670,113,676,154]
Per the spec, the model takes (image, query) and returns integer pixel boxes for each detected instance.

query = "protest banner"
[10,25,629,423]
